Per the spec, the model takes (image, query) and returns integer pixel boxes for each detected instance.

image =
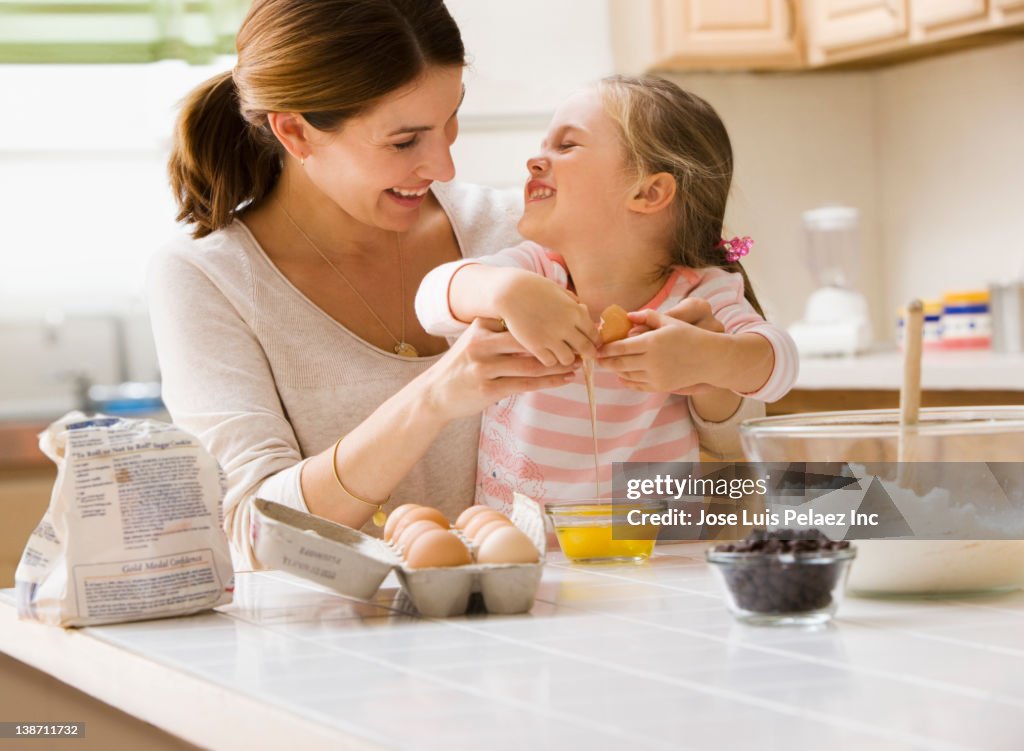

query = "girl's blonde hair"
[168,0,465,239]
[598,75,764,317]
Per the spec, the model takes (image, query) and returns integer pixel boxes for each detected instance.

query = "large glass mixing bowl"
[739,407,1024,595]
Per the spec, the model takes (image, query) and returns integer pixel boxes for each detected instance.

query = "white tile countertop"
[795,348,1024,391]
[2,544,1024,751]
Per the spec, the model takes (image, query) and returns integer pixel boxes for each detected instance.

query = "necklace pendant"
[394,341,419,358]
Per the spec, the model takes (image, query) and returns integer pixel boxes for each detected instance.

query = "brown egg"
[463,510,511,540]
[395,520,444,552]
[473,518,513,546]
[383,503,422,541]
[476,526,539,564]
[405,529,472,568]
[455,505,499,530]
[600,304,631,344]
[390,506,450,542]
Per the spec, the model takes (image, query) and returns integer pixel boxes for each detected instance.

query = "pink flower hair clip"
[716,236,753,263]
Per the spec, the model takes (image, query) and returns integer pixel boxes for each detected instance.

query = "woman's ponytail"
[168,71,280,239]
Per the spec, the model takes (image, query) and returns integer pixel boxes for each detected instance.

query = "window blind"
[0,0,249,63]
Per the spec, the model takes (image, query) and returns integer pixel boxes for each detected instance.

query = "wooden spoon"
[898,299,924,489]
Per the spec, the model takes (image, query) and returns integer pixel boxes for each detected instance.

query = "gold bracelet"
[331,437,389,528]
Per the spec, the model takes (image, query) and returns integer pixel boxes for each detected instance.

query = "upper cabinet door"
[613,0,1023,72]
[611,0,802,72]
[808,0,909,51]
[674,0,794,45]
[912,0,988,29]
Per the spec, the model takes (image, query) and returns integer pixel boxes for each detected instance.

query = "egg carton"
[250,493,545,617]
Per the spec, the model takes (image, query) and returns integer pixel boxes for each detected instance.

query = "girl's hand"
[596,307,724,393]
[632,298,724,336]
[421,318,578,420]
[495,271,601,367]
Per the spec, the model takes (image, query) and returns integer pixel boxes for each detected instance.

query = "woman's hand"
[420,318,579,420]
[494,271,601,367]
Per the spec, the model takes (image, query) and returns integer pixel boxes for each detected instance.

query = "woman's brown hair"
[169,0,465,238]
[599,75,765,317]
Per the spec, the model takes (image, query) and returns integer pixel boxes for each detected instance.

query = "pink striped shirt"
[416,242,798,511]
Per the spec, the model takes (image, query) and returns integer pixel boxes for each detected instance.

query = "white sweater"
[148,181,761,569]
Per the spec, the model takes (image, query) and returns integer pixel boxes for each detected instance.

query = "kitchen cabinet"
[611,0,804,72]
[912,0,987,30]
[0,468,53,587]
[769,387,1024,414]
[0,421,56,586]
[804,0,909,64]
[616,0,1024,71]
[770,350,1024,415]
[0,654,197,751]
[802,0,1024,65]
[907,0,1024,48]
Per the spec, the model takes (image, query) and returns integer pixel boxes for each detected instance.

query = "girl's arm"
[682,269,798,403]
[416,243,600,366]
[595,269,799,411]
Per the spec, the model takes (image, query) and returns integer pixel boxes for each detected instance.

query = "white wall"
[0,61,234,319]
[876,40,1024,320]
[662,39,1024,340]
[660,70,881,333]
[446,0,615,187]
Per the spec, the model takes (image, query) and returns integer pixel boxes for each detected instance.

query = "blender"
[788,206,873,356]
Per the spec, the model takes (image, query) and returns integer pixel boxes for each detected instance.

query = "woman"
[149,0,759,568]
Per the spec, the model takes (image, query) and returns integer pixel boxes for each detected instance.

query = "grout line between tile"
[438,615,963,751]
[549,599,1024,710]
[251,618,690,751]
[842,616,1024,659]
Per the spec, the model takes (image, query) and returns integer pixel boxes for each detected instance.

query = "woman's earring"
[300,156,306,167]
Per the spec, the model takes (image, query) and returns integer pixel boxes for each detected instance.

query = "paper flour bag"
[15,412,234,627]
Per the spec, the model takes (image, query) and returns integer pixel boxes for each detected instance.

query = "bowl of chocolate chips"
[707,529,855,626]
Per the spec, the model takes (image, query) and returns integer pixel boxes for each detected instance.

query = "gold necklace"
[277,199,418,358]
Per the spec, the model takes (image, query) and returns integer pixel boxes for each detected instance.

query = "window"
[0,0,248,64]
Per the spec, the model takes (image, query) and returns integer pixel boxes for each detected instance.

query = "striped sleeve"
[415,242,569,337]
[685,268,799,403]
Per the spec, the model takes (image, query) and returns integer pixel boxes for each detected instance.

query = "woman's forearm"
[300,371,449,528]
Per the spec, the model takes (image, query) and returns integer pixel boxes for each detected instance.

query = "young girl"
[415,75,798,510]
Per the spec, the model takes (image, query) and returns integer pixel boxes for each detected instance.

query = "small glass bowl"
[546,500,666,564]
[706,546,856,625]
